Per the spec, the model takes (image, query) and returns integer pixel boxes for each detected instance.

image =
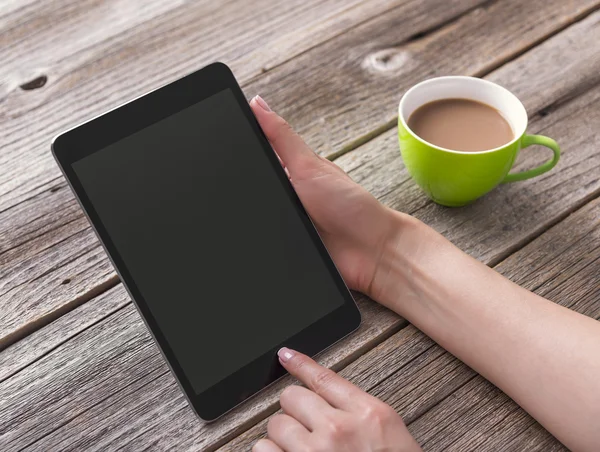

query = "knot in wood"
[363,48,410,73]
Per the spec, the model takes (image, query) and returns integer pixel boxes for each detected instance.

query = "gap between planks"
[0,276,118,351]
[487,188,600,268]
[245,0,439,82]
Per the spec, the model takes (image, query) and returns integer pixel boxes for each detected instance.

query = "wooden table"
[1,1,599,450]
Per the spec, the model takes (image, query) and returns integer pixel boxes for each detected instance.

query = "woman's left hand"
[252,348,422,452]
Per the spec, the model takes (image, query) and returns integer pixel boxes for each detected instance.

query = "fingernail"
[253,440,268,452]
[254,95,271,112]
[278,347,294,363]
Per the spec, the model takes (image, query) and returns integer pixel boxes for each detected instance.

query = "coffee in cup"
[407,98,514,153]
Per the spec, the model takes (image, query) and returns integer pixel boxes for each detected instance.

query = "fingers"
[250,96,316,171]
[279,384,336,431]
[277,347,366,410]
[267,413,311,452]
[252,438,284,452]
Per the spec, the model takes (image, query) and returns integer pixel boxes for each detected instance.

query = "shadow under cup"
[398,76,560,207]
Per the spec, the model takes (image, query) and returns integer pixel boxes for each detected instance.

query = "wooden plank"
[23,306,408,452]
[0,0,482,347]
[0,298,167,450]
[0,1,187,80]
[0,284,129,383]
[2,5,600,451]
[221,194,600,452]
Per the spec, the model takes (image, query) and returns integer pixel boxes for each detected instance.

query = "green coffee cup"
[398,76,560,207]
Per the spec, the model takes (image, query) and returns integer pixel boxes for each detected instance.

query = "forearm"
[371,210,600,451]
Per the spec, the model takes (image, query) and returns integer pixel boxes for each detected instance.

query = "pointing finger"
[277,347,366,411]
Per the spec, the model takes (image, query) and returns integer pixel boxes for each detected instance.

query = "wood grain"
[0,0,483,347]
[0,284,129,383]
[2,6,600,451]
[221,195,600,451]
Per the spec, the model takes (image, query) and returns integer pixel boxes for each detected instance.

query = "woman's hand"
[252,348,421,452]
[250,96,398,297]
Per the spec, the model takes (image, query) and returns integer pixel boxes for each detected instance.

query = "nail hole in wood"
[538,108,550,117]
[20,75,47,91]
[50,186,61,193]
[62,278,71,285]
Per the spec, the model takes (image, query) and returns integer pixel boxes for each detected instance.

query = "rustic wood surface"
[0,0,482,348]
[1,0,599,451]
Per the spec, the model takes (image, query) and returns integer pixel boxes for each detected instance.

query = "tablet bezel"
[51,62,361,421]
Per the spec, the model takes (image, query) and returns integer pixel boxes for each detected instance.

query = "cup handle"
[502,135,560,183]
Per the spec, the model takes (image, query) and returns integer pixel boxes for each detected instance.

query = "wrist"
[366,209,427,308]
[366,208,499,340]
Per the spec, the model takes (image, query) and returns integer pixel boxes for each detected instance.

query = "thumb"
[250,96,317,170]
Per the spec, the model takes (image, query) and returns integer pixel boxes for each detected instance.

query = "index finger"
[277,347,366,410]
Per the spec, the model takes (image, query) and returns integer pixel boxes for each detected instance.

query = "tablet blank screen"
[72,89,345,394]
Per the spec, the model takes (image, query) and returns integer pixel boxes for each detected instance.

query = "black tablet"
[52,62,361,421]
